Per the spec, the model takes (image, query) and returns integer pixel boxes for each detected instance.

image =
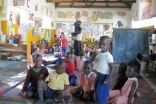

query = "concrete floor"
[0,60,156,104]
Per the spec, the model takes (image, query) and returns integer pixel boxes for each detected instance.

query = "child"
[112,63,128,90]
[75,51,87,71]
[84,44,89,54]
[60,32,68,56]
[45,43,50,50]
[37,61,69,104]
[70,61,96,101]
[70,48,76,63]
[63,52,77,85]
[89,47,95,58]
[18,54,49,98]
[91,36,114,104]
[107,64,139,104]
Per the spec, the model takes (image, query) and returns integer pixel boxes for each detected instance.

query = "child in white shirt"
[91,36,114,104]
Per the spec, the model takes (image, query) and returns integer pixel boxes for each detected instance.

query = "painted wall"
[6,0,56,44]
[55,8,131,28]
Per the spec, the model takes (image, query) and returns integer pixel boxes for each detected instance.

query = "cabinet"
[0,43,31,61]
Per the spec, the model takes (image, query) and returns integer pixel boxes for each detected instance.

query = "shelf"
[0,49,26,53]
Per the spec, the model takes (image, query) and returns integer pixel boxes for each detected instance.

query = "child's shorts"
[69,75,77,85]
[61,47,67,53]
[26,85,37,97]
[44,85,59,99]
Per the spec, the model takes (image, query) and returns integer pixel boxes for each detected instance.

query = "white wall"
[55,8,131,27]
[8,0,55,29]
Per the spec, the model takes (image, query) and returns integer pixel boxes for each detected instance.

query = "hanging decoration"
[35,3,38,11]
[97,11,103,19]
[57,11,65,18]
[92,11,98,21]
[13,0,25,6]
[75,11,81,18]
[50,10,52,17]
[103,12,113,19]
[82,10,88,17]
[41,5,44,13]
[46,8,48,16]
[117,11,127,16]
[0,0,7,19]
[27,0,30,8]
[66,11,74,18]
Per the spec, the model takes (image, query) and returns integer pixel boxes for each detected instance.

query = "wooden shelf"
[0,43,31,62]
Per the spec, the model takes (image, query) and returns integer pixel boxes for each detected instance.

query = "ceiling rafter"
[56,6,130,8]
[47,0,136,3]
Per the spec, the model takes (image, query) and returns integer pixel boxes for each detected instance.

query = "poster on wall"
[35,19,42,27]
[69,26,75,33]
[23,30,27,41]
[0,35,6,43]
[13,0,25,6]
[33,28,39,36]
[56,23,62,28]
[82,25,88,33]
[92,25,97,32]
[39,27,45,38]
[46,31,49,42]
[56,28,62,35]
[62,25,67,32]
[7,21,13,28]
[0,0,9,20]
[27,23,33,30]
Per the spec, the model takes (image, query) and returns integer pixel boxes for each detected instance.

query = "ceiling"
[46,0,136,8]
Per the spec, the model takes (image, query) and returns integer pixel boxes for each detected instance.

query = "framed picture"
[34,18,42,27]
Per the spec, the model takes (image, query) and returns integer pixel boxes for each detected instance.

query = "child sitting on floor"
[63,52,77,86]
[70,61,96,101]
[37,61,69,104]
[107,64,140,104]
[112,63,128,90]
[18,54,49,98]
[75,51,87,71]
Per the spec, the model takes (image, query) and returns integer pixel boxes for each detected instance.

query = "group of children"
[19,36,140,104]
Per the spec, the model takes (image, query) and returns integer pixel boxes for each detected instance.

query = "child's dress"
[71,54,76,64]
[107,77,138,104]
[75,56,87,71]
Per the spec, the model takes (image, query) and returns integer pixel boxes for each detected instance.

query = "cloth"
[94,75,110,104]
[44,85,59,99]
[75,56,87,71]
[79,72,96,92]
[74,40,81,56]
[107,77,138,104]
[63,59,75,76]
[46,71,69,90]
[60,38,67,47]
[93,52,113,74]
[61,47,67,53]
[75,34,82,41]
[22,67,49,92]
[69,75,77,85]
[112,73,128,90]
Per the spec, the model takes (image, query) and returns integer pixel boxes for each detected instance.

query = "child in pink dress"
[70,61,96,101]
[75,51,87,71]
[107,64,139,104]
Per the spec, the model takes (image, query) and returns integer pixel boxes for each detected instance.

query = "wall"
[55,8,131,27]
[131,0,156,28]
[6,0,56,44]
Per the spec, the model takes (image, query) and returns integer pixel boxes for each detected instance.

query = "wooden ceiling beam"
[47,0,136,3]
[56,6,130,8]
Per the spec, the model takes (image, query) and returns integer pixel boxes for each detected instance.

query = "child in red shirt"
[18,54,49,98]
[70,61,96,101]
[60,32,67,56]
[45,43,50,50]
[63,52,77,86]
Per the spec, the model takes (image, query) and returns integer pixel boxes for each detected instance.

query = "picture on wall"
[34,18,42,27]
[13,0,25,6]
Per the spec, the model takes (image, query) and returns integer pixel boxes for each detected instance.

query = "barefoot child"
[37,61,69,104]
[70,61,96,101]
[107,64,139,104]
[91,36,114,104]
[19,54,49,98]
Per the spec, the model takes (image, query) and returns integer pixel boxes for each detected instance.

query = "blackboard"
[113,28,149,64]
